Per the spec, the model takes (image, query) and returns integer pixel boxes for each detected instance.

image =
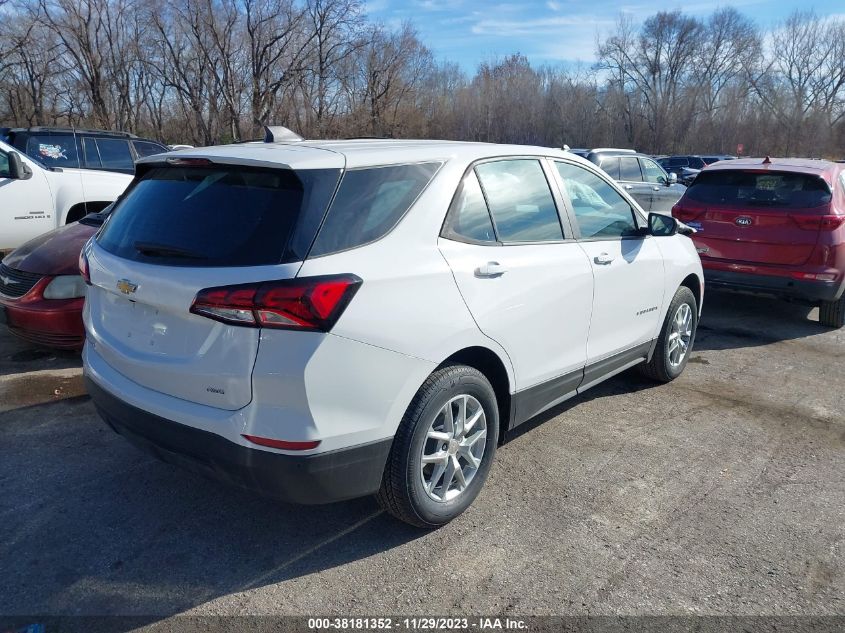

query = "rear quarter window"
[309,162,441,257]
[686,170,832,209]
[133,140,168,158]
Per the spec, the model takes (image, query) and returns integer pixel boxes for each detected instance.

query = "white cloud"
[546,1,561,10]
[471,15,614,37]
[414,0,459,10]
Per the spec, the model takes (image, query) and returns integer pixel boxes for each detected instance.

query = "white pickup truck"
[0,139,131,251]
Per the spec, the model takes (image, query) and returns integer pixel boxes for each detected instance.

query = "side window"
[619,157,643,182]
[310,162,441,257]
[599,157,620,180]
[0,150,10,178]
[475,159,563,242]
[133,140,167,158]
[640,158,667,184]
[26,134,80,168]
[555,161,640,239]
[441,171,496,244]
[83,137,101,169]
[94,139,134,171]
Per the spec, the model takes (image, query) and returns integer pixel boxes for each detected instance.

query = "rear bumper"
[703,269,845,303]
[86,377,393,504]
[0,295,85,349]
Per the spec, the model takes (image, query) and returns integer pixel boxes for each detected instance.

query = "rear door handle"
[624,185,634,190]
[652,186,661,191]
[475,261,508,277]
[594,253,614,265]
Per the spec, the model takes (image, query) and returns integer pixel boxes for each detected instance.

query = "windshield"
[685,170,832,209]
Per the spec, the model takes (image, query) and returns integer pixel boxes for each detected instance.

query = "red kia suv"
[672,157,845,327]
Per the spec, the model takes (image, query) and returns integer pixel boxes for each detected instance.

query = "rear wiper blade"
[134,241,205,259]
[79,212,106,227]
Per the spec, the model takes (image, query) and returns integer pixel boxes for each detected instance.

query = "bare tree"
[1,3,843,157]
[598,11,703,151]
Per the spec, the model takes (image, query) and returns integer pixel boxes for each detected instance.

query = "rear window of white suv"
[98,165,342,266]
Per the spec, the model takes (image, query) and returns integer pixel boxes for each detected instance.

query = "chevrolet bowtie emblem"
[116,279,138,295]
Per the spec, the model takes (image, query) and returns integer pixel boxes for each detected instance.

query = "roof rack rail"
[264,125,303,143]
[6,126,138,138]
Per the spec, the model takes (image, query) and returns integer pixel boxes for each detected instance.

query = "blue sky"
[364,0,845,72]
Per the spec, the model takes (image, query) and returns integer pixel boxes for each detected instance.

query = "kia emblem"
[735,216,752,226]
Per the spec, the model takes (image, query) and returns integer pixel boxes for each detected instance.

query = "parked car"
[658,155,736,186]
[585,148,687,214]
[0,208,108,349]
[82,138,703,527]
[0,138,131,251]
[672,157,845,327]
[1,127,168,176]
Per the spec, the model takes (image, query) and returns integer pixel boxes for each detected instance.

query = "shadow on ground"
[0,396,426,618]
[695,289,831,351]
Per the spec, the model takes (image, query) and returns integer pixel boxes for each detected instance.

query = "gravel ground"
[0,289,842,620]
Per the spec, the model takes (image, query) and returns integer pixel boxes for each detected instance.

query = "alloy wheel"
[420,394,488,502]
[668,303,693,367]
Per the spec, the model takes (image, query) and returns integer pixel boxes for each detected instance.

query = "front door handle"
[624,185,634,190]
[594,253,614,265]
[475,261,508,277]
[652,186,661,191]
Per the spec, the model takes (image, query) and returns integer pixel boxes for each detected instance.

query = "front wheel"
[377,364,499,528]
[639,286,698,383]
[819,295,845,328]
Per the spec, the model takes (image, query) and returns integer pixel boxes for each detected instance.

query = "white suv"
[82,139,703,527]
[0,139,131,251]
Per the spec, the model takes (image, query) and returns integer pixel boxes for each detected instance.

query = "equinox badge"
[116,279,138,295]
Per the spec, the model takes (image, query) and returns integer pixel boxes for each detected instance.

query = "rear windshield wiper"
[79,212,107,227]
[134,241,205,259]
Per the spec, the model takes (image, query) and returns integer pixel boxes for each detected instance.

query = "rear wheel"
[819,295,845,328]
[639,286,698,383]
[377,364,498,528]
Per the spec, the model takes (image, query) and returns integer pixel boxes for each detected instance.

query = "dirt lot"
[0,290,843,619]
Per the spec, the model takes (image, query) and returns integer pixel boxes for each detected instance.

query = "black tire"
[377,364,499,528]
[638,286,698,383]
[819,295,845,328]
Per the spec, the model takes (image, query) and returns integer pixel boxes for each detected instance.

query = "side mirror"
[667,172,678,185]
[648,213,678,237]
[8,152,33,180]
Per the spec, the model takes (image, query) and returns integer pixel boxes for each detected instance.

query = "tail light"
[190,274,362,332]
[79,250,91,285]
[790,215,845,231]
[671,205,699,222]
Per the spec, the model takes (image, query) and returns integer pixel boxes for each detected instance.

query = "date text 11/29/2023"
[307,617,528,630]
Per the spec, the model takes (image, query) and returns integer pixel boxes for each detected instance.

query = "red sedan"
[672,157,845,327]
[0,217,100,349]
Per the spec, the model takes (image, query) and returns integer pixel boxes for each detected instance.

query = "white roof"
[139,139,576,170]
